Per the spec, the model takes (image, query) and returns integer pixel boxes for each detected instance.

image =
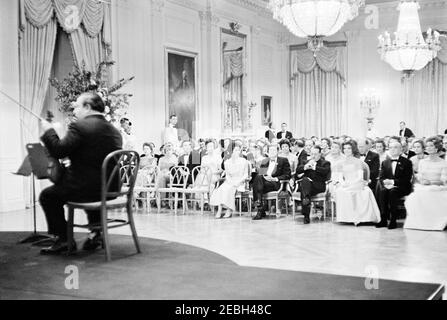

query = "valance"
[21,0,105,37]
[223,52,244,84]
[291,46,347,82]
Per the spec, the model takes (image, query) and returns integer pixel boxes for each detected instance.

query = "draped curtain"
[290,46,347,138]
[19,19,58,142]
[19,0,109,140]
[223,52,244,132]
[402,38,447,137]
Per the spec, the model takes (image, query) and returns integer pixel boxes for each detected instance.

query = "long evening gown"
[404,158,447,231]
[334,158,380,225]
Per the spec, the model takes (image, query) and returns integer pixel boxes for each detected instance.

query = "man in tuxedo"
[39,92,123,254]
[295,146,331,224]
[358,139,380,191]
[376,140,413,229]
[252,144,291,220]
[178,140,201,186]
[276,123,293,140]
[399,121,415,139]
[264,122,275,143]
[293,139,308,168]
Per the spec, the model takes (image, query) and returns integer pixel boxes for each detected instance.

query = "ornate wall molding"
[198,10,220,29]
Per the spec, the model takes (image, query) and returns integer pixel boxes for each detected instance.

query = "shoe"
[82,232,103,251]
[303,216,310,224]
[223,212,232,218]
[388,221,397,230]
[252,214,263,220]
[375,221,388,228]
[40,238,76,255]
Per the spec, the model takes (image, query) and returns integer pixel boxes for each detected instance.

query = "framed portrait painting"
[261,96,272,126]
[165,49,197,141]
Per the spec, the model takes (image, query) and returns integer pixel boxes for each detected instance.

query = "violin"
[45,111,65,184]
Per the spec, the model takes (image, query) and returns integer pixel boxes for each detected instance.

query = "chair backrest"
[102,150,140,203]
[138,166,159,187]
[191,166,212,190]
[169,165,190,188]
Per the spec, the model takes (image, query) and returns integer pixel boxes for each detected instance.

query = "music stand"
[13,144,56,245]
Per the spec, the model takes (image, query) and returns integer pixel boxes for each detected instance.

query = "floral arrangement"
[49,60,134,122]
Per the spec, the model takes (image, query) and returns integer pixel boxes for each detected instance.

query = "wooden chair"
[264,180,291,218]
[156,166,189,214]
[181,166,212,215]
[235,161,254,217]
[66,150,141,262]
[133,166,159,213]
[292,180,331,221]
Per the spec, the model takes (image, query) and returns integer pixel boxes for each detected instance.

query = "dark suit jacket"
[41,114,123,201]
[178,151,201,172]
[265,130,275,142]
[258,157,291,181]
[363,151,380,188]
[276,131,293,140]
[178,151,201,184]
[296,149,308,168]
[379,156,413,195]
[399,128,415,138]
[295,158,331,191]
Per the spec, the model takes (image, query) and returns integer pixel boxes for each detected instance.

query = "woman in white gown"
[404,136,447,231]
[334,141,381,226]
[210,143,249,219]
[199,139,223,193]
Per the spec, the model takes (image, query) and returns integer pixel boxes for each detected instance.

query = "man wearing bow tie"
[295,146,331,224]
[358,139,380,191]
[376,140,413,229]
[252,144,291,220]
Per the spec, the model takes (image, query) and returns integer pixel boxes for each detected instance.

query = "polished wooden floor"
[1,205,446,298]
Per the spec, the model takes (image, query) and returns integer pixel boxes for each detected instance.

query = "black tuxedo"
[276,131,293,140]
[295,158,331,218]
[376,156,413,224]
[399,128,415,138]
[39,114,123,240]
[362,151,380,191]
[178,151,201,185]
[252,157,291,205]
[265,130,275,142]
[296,149,308,168]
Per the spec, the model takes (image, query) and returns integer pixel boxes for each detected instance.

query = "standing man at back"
[399,121,415,139]
[39,92,123,255]
[276,123,293,140]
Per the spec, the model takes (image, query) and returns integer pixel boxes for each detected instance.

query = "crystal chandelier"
[378,1,441,78]
[269,0,364,53]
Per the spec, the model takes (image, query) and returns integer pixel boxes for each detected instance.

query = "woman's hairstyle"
[412,139,425,150]
[374,139,387,151]
[331,141,342,149]
[321,137,331,147]
[279,139,291,149]
[205,139,214,147]
[425,136,443,152]
[342,140,360,157]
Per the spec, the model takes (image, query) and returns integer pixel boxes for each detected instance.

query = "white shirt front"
[391,158,399,176]
[266,158,277,176]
